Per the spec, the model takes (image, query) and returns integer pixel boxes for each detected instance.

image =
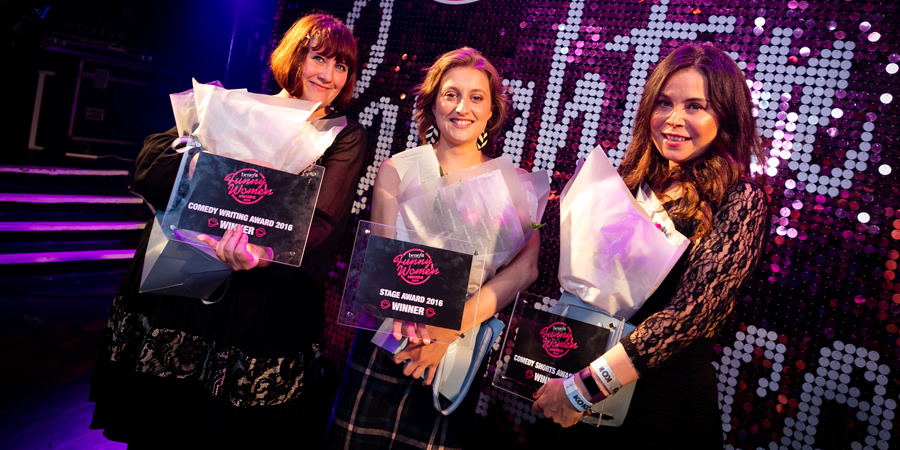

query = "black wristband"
[579,367,603,398]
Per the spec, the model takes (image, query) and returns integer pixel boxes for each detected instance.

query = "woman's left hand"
[532,378,584,428]
[392,325,459,385]
[197,228,273,271]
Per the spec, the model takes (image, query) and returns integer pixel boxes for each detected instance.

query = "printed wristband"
[563,374,593,412]
[590,356,623,396]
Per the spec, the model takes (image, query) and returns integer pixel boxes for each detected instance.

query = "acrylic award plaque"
[161,145,323,267]
[338,220,485,346]
[492,292,626,426]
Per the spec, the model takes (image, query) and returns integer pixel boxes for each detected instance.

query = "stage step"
[0,193,143,204]
[0,164,150,293]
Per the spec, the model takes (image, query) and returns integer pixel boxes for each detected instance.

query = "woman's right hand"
[392,319,433,344]
[391,323,460,385]
[197,228,273,271]
[532,378,585,428]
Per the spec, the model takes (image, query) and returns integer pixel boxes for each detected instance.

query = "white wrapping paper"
[559,146,689,320]
[168,79,346,173]
[395,147,549,277]
[371,147,550,411]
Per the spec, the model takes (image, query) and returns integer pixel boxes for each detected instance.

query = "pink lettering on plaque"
[392,249,440,285]
[224,169,274,205]
[540,322,578,358]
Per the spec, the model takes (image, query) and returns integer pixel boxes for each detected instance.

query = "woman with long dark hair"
[533,42,768,448]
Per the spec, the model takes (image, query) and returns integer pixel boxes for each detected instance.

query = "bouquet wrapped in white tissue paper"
[393,146,550,281]
[369,145,551,414]
[169,79,346,173]
[559,146,689,320]
[140,80,345,299]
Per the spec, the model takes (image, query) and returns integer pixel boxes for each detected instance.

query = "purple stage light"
[0,193,143,204]
[0,166,130,177]
[0,222,146,232]
[0,249,136,264]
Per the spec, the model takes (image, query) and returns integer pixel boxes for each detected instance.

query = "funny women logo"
[393,248,440,285]
[540,322,578,358]
[224,168,274,205]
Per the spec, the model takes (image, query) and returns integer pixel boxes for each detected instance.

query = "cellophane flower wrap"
[559,146,689,320]
[168,78,346,172]
[141,80,348,299]
[395,146,550,285]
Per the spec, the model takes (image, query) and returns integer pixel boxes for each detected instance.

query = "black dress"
[89,115,366,448]
[535,179,768,449]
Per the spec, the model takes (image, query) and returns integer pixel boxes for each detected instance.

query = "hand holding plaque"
[162,149,324,267]
[532,378,585,428]
[338,221,485,346]
[390,325,461,385]
[392,319,435,345]
[492,292,629,426]
[196,228,274,271]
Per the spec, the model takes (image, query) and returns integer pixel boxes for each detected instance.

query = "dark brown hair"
[413,47,508,156]
[618,42,764,241]
[270,13,358,110]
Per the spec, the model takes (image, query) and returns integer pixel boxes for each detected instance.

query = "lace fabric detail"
[105,294,309,408]
[622,180,769,374]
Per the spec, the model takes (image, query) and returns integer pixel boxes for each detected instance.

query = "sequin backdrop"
[266,1,898,448]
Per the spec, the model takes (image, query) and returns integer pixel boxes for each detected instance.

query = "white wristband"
[563,374,593,412]
[590,356,623,395]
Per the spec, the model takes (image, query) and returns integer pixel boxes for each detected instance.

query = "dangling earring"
[477,130,489,150]
[426,125,440,145]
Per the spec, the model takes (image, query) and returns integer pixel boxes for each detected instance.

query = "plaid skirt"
[325,329,481,449]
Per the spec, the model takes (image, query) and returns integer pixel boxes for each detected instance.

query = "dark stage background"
[265,1,899,448]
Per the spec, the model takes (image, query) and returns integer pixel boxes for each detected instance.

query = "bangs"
[310,27,358,71]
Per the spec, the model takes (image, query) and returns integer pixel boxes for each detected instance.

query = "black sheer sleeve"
[133,127,181,210]
[304,119,367,257]
[288,119,367,277]
[621,180,769,375]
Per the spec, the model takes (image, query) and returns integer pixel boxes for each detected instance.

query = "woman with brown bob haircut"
[326,47,539,449]
[271,13,359,113]
[89,13,366,448]
[533,43,768,448]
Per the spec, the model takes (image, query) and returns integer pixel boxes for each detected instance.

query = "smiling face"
[650,67,719,168]
[431,66,493,150]
[298,48,348,116]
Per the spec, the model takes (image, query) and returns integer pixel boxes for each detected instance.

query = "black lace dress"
[89,116,366,448]
[537,179,768,449]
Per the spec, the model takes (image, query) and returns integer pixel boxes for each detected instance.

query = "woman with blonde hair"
[326,47,540,449]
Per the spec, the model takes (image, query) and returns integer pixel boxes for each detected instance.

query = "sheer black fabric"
[623,179,769,376]
[532,179,767,449]
[89,114,366,447]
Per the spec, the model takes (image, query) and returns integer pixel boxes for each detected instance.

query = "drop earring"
[477,130,489,150]
[426,125,440,145]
